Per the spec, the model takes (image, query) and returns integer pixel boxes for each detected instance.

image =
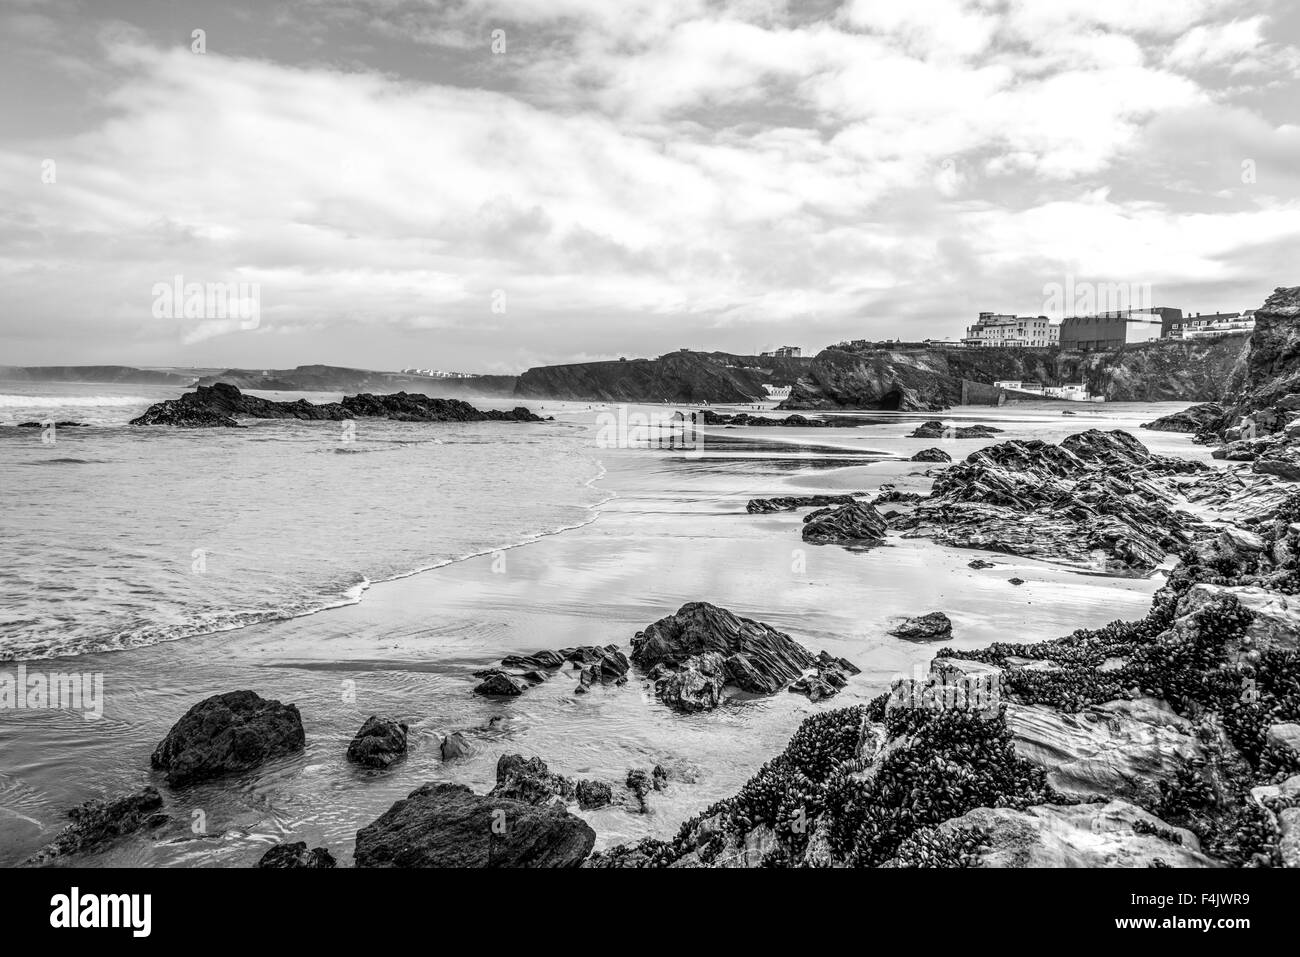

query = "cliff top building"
[964,313,1059,348]
[1059,312,1164,351]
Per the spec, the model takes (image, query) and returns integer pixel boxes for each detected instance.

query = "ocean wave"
[0,394,148,408]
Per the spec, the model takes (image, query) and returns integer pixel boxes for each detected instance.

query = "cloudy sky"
[2,0,1298,373]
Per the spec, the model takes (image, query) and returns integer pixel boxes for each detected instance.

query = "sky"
[1,0,1298,373]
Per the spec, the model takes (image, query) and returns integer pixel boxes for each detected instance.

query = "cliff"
[514,351,812,403]
[1222,286,1300,417]
[778,336,1250,411]
[0,365,197,386]
[194,364,517,397]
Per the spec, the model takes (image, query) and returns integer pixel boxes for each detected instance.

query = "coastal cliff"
[778,336,1249,411]
[514,351,811,403]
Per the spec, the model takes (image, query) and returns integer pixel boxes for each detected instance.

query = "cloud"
[0,0,1297,368]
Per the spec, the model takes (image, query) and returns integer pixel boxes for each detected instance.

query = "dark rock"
[889,612,953,642]
[910,447,952,463]
[1009,577,1026,585]
[256,841,337,869]
[354,782,594,867]
[1141,402,1225,434]
[631,601,821,711]
[132,382,544,428]
[626,769,653,812]
[489,754,576,806]
[968,558,996,569]
[24,787,166,865]
[909,420,1003,439]
[346,716,408,769]
[17,420,86,428]
[801,501,888,544]
[655,651,728,712]
[440,731,472,760]
[151,691,305,786]
[652,764,670,789]
[746,494,856,514]
[473,671,529,697]
[576,779,613,810]
[904,430,1205,571]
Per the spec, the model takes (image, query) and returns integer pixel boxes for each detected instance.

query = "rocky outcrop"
[256,841,337,868]
[801,501,888,545]
[488,754,576,807]
[889,612,953,642]
[440,732,472,760]
[1005,699,1204,807]
[131,382,544,427]
[575,779,613,810]
[354,782,595,867]
[630,602,855,711]
[908,801,1217,868]
[700,410,860,428]
[910,448,952,463]
[1223,286,1300,419]
[474,645,629,698]
[151,691,305,786]
[746,494,857,514]
[889,429,1206,571]
[346,716,408,769]
[24,787,167,865]
[1141,402,1225,433]
[908,421,1002,439]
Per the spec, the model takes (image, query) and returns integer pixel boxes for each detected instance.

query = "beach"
[0,396,1213,865]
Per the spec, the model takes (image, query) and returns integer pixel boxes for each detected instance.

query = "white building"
[1172,311,1256,339]
[964,313,1060,348]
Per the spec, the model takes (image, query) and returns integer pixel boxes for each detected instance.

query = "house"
[964,313,1059,348]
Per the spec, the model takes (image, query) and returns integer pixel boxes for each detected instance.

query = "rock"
[888,612,953,642]
[655,651,728,712]
[1175,584,1300,657]
[1219,526,1266,554]
[1266,723,1300,754]
[1005,698,1204,807]
[1254,453,1300,481]
[346,716,408,769]
[575,779,613,810]
[925,801,1218,868]
[626,769,653,811]
[479,646,628,698]
[968,558,996,569]
[23,787,166,865]
[910,448,952,463]
[488,754,576,807]
[151,691,305,786]
[256,841,337,868]
[473,671,529,697]
[354,782,595,867]
[1141,403,1225,434]
[902,430,1203,572]
[132,382,545,428]
[440,731,472,761]
[746,494,856,514]
[1008,578,1025,585]
[908,420,1003,439]
[1279,808,1300,868]
[801,501,888,544]
[632,602,829,711]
